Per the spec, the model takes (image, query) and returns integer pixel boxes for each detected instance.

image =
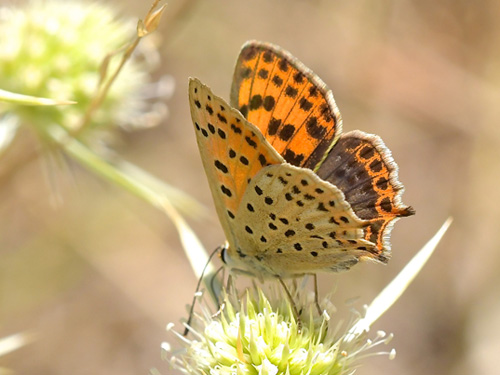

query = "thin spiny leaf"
[0,332,37,357]
[0,89,75,106]
[345,217,453,340]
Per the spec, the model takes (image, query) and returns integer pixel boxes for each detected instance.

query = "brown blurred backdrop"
[1,0,499,374]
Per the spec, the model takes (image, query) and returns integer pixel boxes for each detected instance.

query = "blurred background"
[1,0,499,374]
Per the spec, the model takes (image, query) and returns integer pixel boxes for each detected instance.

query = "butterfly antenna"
[183,245,222,336]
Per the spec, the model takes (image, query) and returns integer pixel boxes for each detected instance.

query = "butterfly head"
[219,242,229,265]
[219,242,249,271]
[219,242,272,280]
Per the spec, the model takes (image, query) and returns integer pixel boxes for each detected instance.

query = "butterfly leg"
[210,265,225,306]
[278,277,302,332]
[209,273,238,324]
[211,300,226,320]
[226,272,237,297]
[313,274,322,316]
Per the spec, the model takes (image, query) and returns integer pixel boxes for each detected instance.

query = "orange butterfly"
[189,41,414,280]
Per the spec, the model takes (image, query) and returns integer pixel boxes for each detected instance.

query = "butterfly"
[189,41,414,281]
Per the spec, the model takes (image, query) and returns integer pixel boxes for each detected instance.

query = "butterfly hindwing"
[316,131,415,256]
[189,78,284,246]
[231,41,342,171]
[232,163,378,277]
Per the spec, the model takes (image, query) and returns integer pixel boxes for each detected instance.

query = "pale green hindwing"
[231,163,376,277]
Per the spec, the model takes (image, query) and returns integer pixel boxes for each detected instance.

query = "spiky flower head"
[164,283,394,375]
[0,0,165,145]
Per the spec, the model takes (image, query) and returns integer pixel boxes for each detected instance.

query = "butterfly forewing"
[232,164,378,277]
[189,78,284,246]
[231,41,342,171]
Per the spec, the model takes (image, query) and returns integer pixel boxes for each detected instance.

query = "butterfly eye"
[219,246,228,264]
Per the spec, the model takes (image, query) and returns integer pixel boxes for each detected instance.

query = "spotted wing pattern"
[190,41,414,278]
[316,131,415,256]
[231,41,342,171]
[231,164,377,277]
[189,78,284,247]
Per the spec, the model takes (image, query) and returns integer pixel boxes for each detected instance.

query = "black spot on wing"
[268,117,281,136]
[231,123,242,134]
[317,202,328,212]
[214,160,228,173]
[217,128,226,139]
[279,124,295,141]
[299,97,313,111]
[293,71,304,83]
[264,197,274,205]
[279,59,289,72]
[305,116,326,139]
[272,75,283,87]
[258,68,269,79]
[285,85,298,98]
[263,51,273,62]
[263,96,275,111]
[217,113,227,123]
[283,149,304,166]
[239,156,249,165]
[250,95,262,110]
[245,136,257,148]
[221,185,232,197]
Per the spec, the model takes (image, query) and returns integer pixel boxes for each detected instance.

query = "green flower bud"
[0,0,166,145]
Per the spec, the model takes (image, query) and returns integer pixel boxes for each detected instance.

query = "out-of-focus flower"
[164,284,394,375]
[0,0,170,148]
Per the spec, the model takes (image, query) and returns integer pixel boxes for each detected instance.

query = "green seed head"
[166,284,395,375]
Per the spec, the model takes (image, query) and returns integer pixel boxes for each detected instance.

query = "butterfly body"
[189,41,414,280]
